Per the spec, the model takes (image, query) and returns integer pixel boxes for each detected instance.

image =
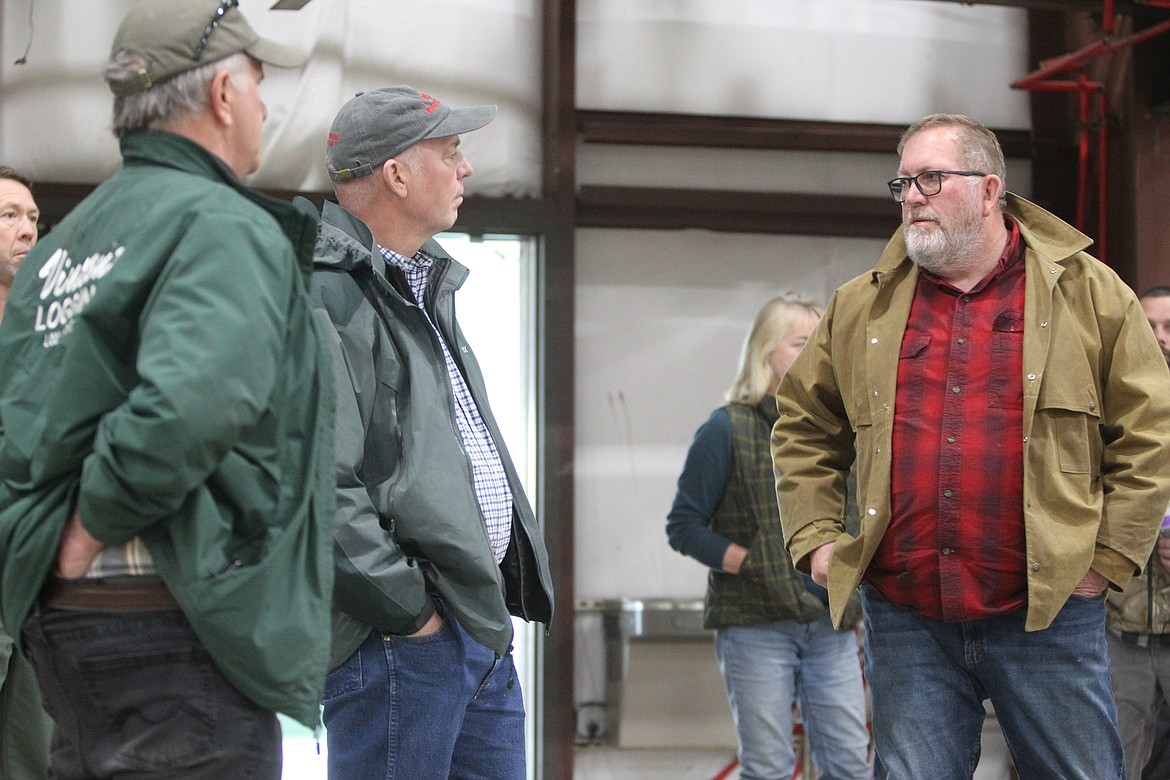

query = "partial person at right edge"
[1109,285,1170,779]
[301,86,554,780]
[667,294,872,780]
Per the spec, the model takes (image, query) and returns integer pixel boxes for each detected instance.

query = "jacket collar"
[120,130,317,274]
[120,129,234,183]
[870,191,1093,284]
[304,198,465,282]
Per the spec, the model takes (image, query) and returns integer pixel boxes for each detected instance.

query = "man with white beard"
[772,113,1170,780]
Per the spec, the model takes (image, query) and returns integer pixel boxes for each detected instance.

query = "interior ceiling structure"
[270,0,1170,11]
[920,0,1170,12]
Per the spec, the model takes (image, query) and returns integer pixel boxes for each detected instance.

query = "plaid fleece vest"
[703,399,861,630]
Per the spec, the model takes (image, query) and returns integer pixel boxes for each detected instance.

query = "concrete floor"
[573,709,1017,780]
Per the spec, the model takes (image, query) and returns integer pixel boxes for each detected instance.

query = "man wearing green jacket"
[772,114,1170,779]
[0,1,335,777]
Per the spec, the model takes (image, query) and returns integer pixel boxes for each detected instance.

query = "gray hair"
[898,113,1008,210]
[333,168,382,216]
[107,50,252,138]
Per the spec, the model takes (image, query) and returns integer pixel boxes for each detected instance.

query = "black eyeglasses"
[193,0,240,61]
[887,170,986,203]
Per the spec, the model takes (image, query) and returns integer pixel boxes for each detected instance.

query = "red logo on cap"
[420,93,441,114]
[327,132,340,147]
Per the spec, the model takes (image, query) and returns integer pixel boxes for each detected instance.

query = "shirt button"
[947,436,956,443]
[942,547,954,555]
[943,489,953,497]
[868,508,877,516]
[871,337,879,344]
[952,386,961,393]
[1027,374,1037,381]
[1031,563,1041,571]
[957,337,966,345]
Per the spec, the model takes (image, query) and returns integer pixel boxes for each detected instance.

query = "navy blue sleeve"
[665,408,735,571]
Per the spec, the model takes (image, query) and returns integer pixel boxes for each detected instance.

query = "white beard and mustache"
[903,191,988,280]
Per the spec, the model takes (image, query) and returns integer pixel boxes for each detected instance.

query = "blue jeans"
[22,607,281,779]
[715,614,872,780]
[862,585,1122,780]
[323,607,525,780]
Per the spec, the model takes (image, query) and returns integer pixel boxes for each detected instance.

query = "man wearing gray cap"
[0,1,335,777]
[302,86,554,778]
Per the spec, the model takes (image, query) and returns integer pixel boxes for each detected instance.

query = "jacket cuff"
[787,521,844,575]
[405,597,437,634]
[1094,543,1142,590]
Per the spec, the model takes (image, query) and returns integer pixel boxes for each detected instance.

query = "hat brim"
[246,36,305,69]
[425,104,497,141]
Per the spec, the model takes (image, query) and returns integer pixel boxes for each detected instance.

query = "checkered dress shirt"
[381,245,513,563]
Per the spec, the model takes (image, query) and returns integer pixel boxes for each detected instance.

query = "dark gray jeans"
[22,606,281,780]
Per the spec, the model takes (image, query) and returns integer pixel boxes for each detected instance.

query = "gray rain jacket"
[299,199,554,668]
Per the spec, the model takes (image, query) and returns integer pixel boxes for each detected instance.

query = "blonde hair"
[726,294,822,405]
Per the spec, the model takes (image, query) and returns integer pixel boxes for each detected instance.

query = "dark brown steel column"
[538,0,577,776]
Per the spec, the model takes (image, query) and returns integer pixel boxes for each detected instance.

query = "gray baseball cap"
[106,0,305,98]
[326,86,497,183]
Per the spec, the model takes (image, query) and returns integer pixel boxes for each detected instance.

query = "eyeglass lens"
[890,171,943,201]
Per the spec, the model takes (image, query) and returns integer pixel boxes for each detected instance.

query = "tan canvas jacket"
[773,193,1170,632]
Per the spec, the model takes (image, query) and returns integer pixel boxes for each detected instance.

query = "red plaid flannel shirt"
[865,218,1027,621]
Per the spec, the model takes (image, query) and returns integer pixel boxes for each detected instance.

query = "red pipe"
[710,757,739,780]
[1017,80,1101,92]
[1012,16,1170,89]
[1010,2,1170,265]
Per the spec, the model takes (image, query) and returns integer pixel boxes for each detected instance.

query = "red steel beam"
[1013,14,1170,88]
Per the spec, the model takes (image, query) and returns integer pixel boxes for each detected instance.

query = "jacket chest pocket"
[1036,396,1102,476]
[364,359,407,485]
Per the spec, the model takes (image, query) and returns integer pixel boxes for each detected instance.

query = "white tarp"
[0,0,543,194]
[1,0,1028,196]
[578,0,1031,129]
